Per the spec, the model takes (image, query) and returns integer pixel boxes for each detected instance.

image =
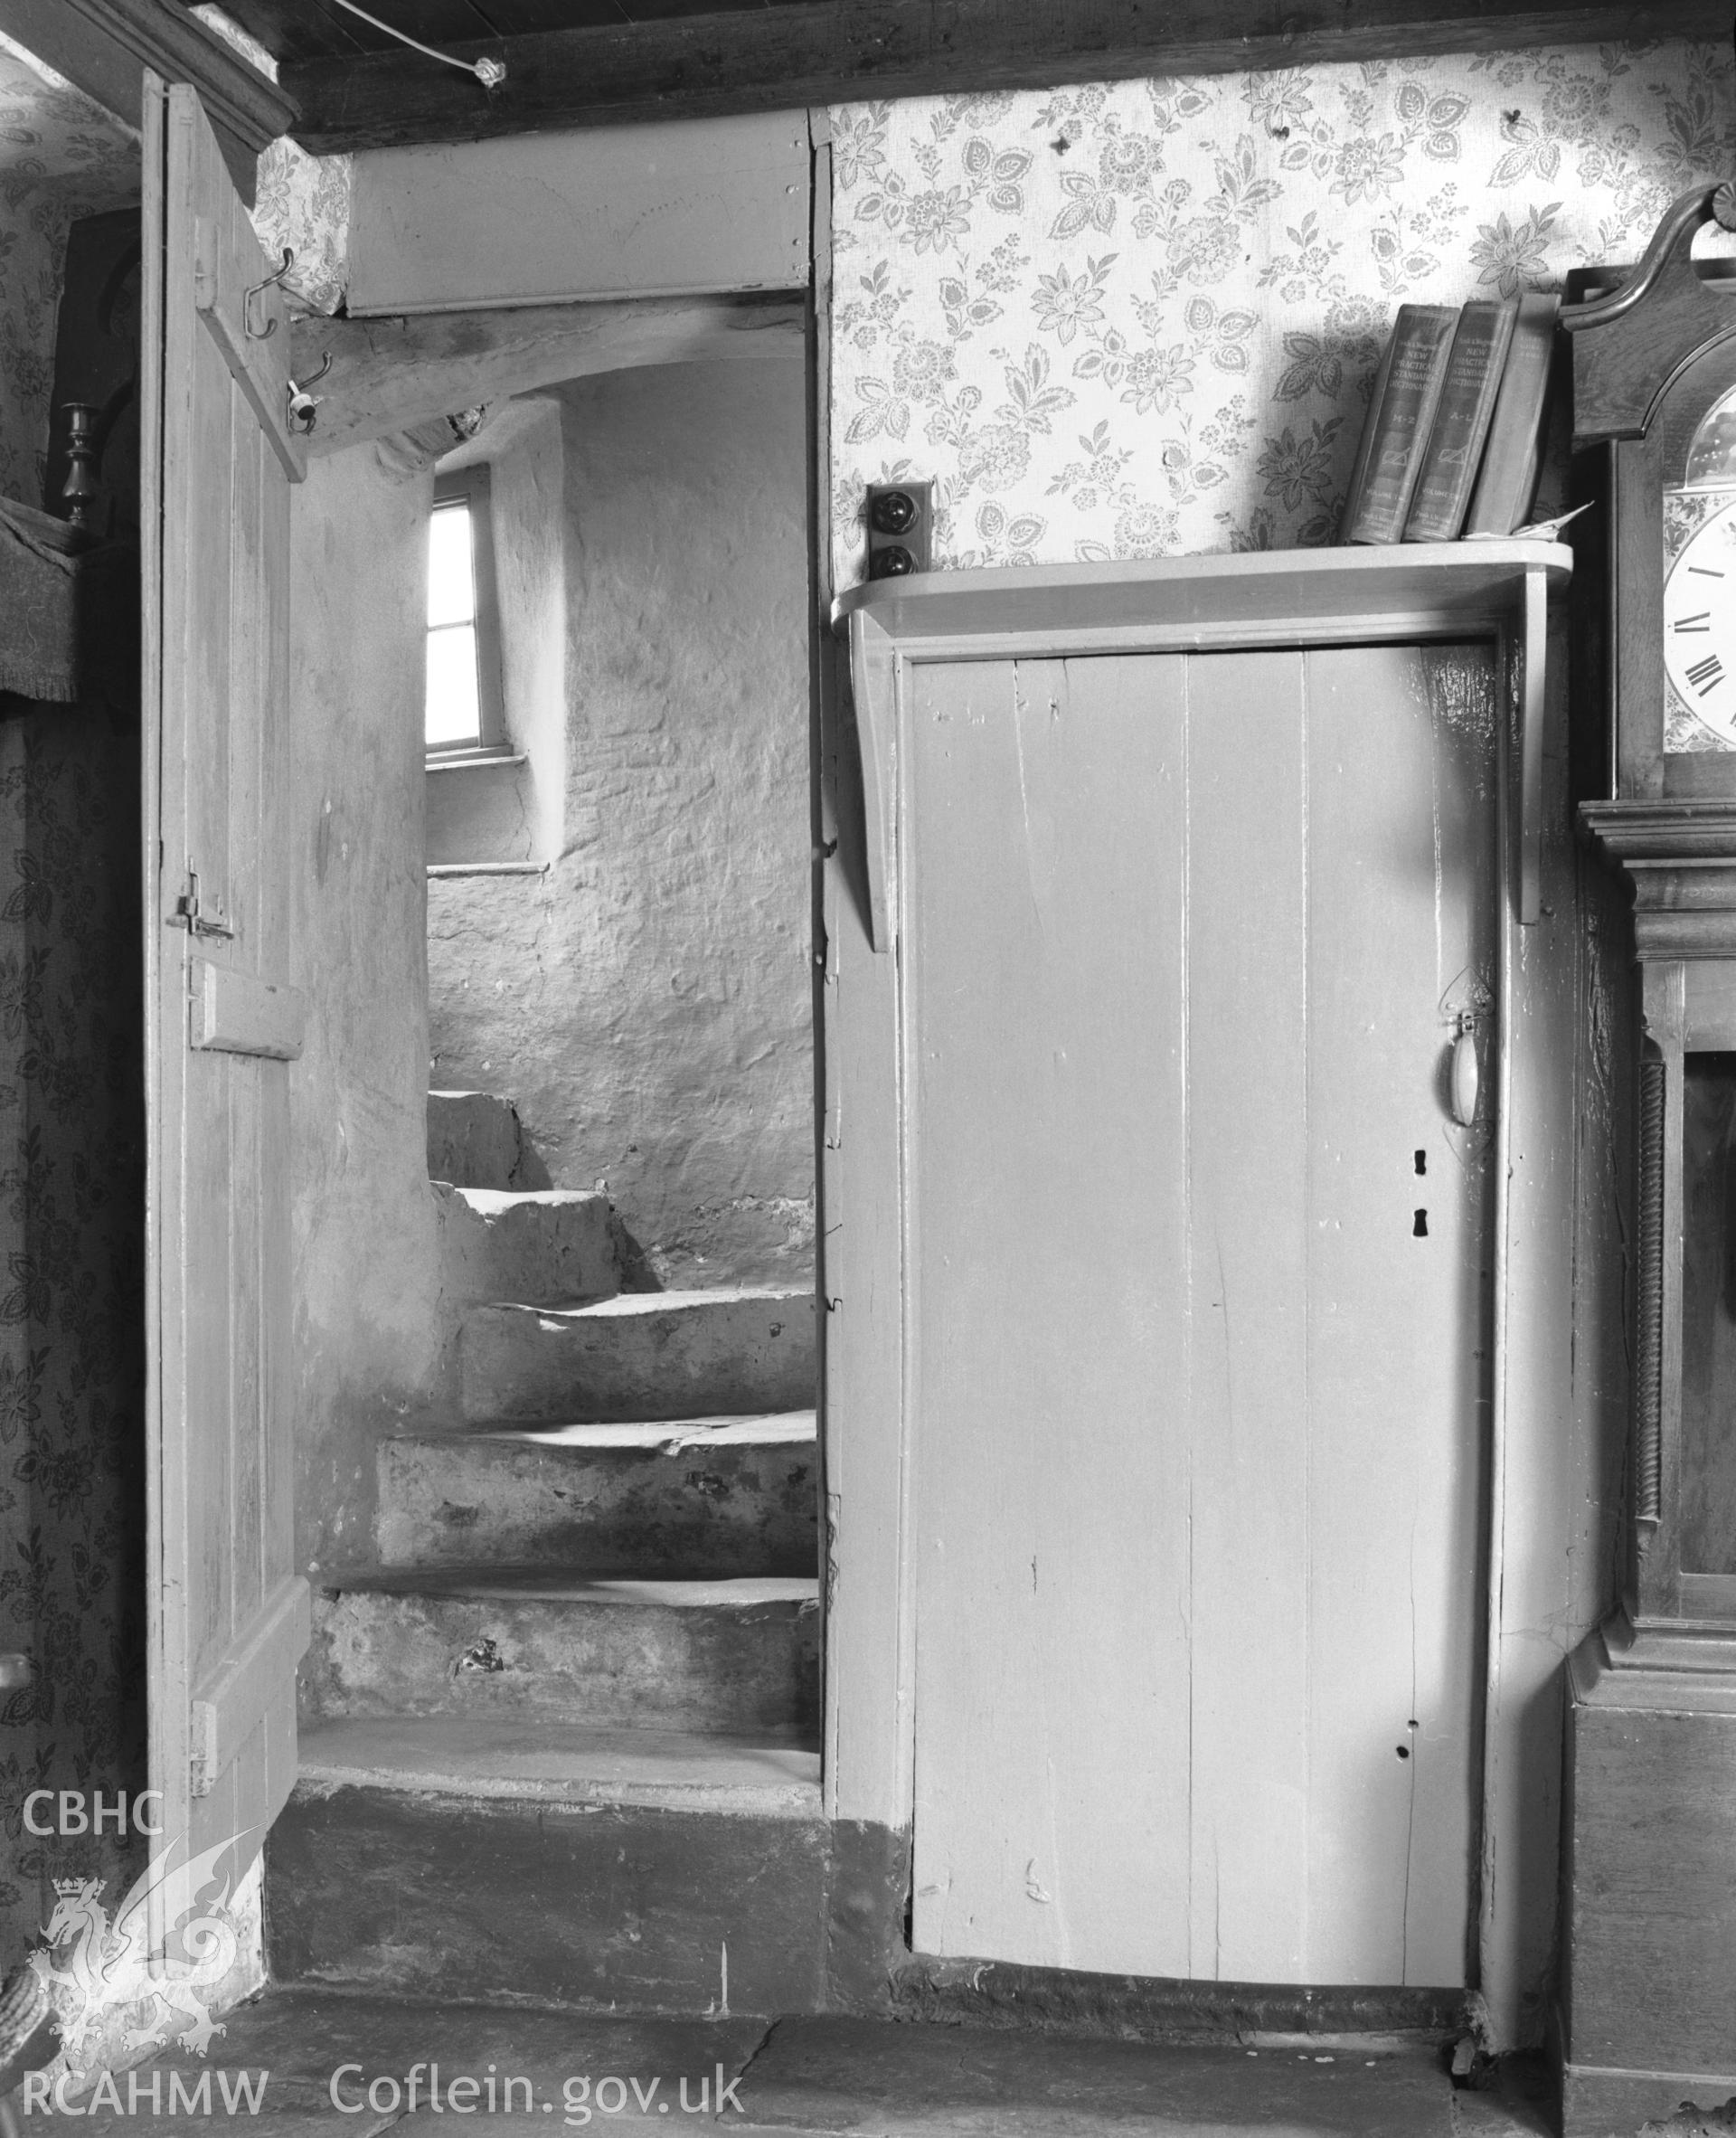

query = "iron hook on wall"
[243,248,296,340]
[286,349,333,437]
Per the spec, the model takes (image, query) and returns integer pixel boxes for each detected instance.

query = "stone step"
[462,1287,816,1425]
[439,1185,622,1309]
[377,1413,818,1575]
[303,1567,820,1737]
[427,1088,528,1190]
[297,1713,821,1812]
[269,1723,826,2014]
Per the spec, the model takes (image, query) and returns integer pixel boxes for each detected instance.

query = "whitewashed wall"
[828,43,1734,584]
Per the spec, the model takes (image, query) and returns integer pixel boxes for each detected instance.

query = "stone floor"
[56,1990,1557,2136]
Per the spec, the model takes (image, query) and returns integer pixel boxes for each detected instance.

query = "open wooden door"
[142,72,309,1872]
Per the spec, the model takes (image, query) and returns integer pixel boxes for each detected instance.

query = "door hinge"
[170,869,234,941]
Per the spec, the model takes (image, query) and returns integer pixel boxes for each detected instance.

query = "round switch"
[870,489,918,535]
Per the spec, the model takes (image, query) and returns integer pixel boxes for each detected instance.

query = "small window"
[425,465,504,754]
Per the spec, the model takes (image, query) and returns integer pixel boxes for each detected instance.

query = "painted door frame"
[167,109,829,1822]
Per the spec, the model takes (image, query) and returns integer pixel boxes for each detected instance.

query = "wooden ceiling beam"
[292,290,805,453]
[281,0,1733,154]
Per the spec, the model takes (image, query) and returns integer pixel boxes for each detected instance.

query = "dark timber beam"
[292,291,806,454]
[283,0,1732,154]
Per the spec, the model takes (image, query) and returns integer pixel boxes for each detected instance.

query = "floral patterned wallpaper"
[0,705,146,1979]
[252,140,351,317]
[829,41,1736,585]
[191,6,352,315]
[0,42,137,506]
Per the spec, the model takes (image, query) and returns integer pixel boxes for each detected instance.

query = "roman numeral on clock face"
[1675,611,1713,631]
[1685,653,1726,695]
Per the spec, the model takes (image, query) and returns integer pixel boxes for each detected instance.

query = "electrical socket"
[866,480,933,579]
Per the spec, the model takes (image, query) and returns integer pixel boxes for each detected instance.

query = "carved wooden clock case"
[1565,181,1736,2134]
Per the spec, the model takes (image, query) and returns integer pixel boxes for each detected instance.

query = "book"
[1337,329,1399,542]
[1402,298,1519,542]
[1342,303,1459,544]
[1462,292,1561,537]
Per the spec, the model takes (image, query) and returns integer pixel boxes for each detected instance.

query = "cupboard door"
[908,643,1495,1985]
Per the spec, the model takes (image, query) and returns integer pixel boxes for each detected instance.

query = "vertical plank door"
[907,641,1495,1985]
[142,74,310,1875]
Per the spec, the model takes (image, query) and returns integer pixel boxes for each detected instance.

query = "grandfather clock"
[1566,181,1736,2135]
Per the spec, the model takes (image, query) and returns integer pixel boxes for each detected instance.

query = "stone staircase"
[267,1089,826,2016]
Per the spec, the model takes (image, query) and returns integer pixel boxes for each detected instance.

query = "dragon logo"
[30,1827,258,2068]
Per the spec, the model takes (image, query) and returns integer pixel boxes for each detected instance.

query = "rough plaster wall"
[428,359,813,1287]
[483,396,566,859]
[291,451,447,1572]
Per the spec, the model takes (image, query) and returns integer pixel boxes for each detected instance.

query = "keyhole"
[1413,1210,1429,1237]
[1414,1150,1427,1176]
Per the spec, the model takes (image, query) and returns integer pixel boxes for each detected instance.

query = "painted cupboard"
[825,547,1568,1991]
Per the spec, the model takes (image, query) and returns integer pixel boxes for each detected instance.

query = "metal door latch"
[1450,1008,1480,1127]
[170,871,235,941]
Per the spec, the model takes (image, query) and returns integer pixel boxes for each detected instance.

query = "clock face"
[1665,495,1736,750]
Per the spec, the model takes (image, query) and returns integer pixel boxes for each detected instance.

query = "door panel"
[143,73,307,1870]
[1300,646,1492,1986]
[907,642,1495,1985]
[1182,649,1311,1977]
[904,654,1194,1975]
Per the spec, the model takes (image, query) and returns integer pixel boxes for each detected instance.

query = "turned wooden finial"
[57,402,99,530]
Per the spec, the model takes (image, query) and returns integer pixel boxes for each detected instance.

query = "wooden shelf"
[834,542,1572,950]
[833,540,1570,652]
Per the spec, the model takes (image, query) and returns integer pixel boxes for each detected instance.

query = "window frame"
[426,462,507,759]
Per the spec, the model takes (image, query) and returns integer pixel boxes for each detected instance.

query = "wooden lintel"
[5,0,295,188]
[281,1,1731,153]
[292,292,807,455]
